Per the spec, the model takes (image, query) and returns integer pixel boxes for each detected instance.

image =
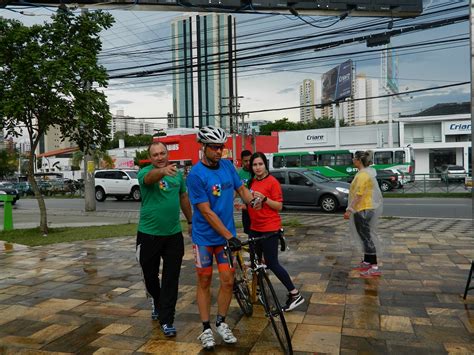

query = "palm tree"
[71,150,114,171]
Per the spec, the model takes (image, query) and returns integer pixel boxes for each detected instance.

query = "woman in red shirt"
[247,152,304,312]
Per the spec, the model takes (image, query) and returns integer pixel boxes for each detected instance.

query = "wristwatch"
[262,196,268,203]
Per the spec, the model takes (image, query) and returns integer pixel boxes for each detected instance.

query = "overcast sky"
[1,0,470,128]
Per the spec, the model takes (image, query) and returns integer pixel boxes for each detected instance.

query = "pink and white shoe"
[360,267,382,278]
[352,261,372,271]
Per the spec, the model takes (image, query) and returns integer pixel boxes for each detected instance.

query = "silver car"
[270,169,350,213]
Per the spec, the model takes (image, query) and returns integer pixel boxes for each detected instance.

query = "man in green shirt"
[236,150,252,234]
[136,141,192,337]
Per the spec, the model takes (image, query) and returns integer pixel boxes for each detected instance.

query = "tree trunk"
[27,151,48,235]
[84,152,96,212]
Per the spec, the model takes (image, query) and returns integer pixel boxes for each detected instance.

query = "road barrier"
[389,173,471,194]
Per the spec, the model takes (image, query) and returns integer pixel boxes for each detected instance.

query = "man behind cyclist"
[235,149,252,235]
[186,126,260,350]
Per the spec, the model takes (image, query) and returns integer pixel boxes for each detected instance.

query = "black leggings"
[136,231,184,325]
[251,230,295,292]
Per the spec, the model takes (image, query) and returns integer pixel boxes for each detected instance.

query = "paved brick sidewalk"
[0,216,473,354]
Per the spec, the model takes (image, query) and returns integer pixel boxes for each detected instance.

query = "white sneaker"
[198,328,215,350]
[216,322,237,344]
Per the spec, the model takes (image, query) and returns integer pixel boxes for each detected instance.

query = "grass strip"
[1,224,138,247]
[1,219,303,247]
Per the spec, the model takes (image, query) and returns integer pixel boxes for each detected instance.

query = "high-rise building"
[110,110,157,138]
[366,78,380,124]
[38,125,74,154]
[299,79,315,123]
[171,14,236,130]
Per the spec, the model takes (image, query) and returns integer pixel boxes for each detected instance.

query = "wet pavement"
[0,213,473,354]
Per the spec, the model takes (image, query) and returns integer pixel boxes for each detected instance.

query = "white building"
[277,113,471,176]
[110,110,157,138]
[238,120,270,135]
[399,114,471,175]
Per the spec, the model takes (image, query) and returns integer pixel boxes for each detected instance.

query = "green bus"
[267,147,415,181]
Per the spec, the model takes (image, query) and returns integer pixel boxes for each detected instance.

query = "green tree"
[71,150,114,171]
[259,117,346,135]
[0,149,17,179]
[105,133,154,149]
[0,9,114,235]
[134,149,150,168]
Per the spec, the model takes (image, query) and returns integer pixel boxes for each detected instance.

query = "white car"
[437,165,467,183]
[94,169,141,201]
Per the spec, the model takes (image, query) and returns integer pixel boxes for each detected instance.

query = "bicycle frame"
[225,232,293,354]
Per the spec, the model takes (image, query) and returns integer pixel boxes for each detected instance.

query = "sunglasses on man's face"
[207,144,225,151]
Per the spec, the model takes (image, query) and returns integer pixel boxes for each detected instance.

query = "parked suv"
[436,164,467,182]
[270,169,349,213]
[94,169,141,201]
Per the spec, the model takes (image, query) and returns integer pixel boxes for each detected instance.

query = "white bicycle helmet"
[197,126,227,144]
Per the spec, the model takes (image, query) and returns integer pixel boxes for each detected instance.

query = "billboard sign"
[321,60,353,104]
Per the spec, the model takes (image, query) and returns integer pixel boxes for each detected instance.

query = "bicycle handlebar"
[225,230,287,253]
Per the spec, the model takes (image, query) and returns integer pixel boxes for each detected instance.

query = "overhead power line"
[107,14,468,79]
[110,81,468,120]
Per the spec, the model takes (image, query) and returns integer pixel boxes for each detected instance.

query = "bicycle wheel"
[233,253,253,316]
[258,271,293,355]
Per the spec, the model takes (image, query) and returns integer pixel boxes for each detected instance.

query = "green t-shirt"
[137,164,186,236]
[238,168,251,188]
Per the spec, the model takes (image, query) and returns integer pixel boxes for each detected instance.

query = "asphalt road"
[9,197,473,219]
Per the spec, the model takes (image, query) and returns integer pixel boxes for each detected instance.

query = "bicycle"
[232,245,254,316]
[225,232,293,355]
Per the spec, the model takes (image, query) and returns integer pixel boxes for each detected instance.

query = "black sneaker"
[151,307,159,321]
[282,292,304,312]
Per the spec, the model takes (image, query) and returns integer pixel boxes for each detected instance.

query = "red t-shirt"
[247,175,283,232]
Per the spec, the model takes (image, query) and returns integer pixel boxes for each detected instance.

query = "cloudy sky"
[1,0,470,128]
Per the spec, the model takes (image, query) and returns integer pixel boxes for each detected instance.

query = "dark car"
[270,169,349,213]
[347,170,398,192]
[376,169,399,192]
[0,182,21,205]
[14,181,34,196]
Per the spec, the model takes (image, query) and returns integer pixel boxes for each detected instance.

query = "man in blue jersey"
[187,126,260,350]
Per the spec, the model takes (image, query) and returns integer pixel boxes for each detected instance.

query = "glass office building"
[171,14,236,130]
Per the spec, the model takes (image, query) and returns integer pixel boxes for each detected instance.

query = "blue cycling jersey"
[187,159,242,246]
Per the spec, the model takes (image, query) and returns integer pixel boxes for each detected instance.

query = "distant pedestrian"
[136,141,193,337]
[247,152,305,311]
[344,150,383,277]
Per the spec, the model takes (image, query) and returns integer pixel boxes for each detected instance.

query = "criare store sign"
[444,121,471,135]
[304,133,327,144]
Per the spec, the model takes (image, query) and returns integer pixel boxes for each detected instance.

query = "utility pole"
[241,112,248,152]
[334,103,340,149]
[251,129,256,153]
[388,95,393,147]
[82,7,96,212]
